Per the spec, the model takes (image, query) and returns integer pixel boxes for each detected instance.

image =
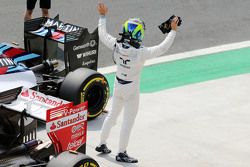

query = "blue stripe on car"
[7,65,28,73]
[13,53,40,63]
[0,45,11,54]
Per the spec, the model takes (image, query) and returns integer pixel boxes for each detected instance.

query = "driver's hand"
[98,3,108,16]
[171,16,179,31]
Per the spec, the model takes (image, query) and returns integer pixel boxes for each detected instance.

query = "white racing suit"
[98,16,176,153]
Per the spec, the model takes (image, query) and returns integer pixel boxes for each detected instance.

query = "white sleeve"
[140,30,176,60]
[98,16,117,50]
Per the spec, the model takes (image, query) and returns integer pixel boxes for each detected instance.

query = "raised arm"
[98,3,116,50]
[141,17,179,60]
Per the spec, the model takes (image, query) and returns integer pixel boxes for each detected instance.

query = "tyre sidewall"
[59,68,109,119]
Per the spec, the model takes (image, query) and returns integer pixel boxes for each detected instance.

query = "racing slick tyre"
[46,151,99,167]
[59,68,109,119]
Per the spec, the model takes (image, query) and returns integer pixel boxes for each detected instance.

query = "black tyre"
[59,68,109,119]
[46,151,99,167]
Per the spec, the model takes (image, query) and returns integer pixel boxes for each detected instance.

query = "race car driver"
[95,3,179,163]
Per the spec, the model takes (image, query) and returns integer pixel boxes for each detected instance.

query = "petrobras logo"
[20,89,65,107]
[73,40,97,51]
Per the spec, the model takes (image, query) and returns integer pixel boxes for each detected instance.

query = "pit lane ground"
[85,43,250,167]
[87,74,250,167]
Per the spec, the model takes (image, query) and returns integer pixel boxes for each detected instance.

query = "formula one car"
[0,41,109,119]
[22,15,110,119]
[0,16,109,166]
[0,86,99,166]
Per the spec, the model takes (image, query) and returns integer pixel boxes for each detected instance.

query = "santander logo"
[50,123,57,130]
[21,89,29,97]
[21,89,64,107]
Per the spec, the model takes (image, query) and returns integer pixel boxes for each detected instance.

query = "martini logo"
[44,18,80,33]
[0,57,16,67]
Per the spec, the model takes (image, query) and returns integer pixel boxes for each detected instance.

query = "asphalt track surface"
[1,0,250,67]
[86,73,250,167]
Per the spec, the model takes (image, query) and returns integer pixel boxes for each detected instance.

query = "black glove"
[158,15,182,34]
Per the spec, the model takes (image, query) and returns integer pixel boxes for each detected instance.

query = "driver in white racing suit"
[95,3,179,163]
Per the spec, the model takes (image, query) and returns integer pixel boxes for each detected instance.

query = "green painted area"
[105,47,250,94]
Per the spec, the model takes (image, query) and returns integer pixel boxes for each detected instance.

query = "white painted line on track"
[98,40,250,74]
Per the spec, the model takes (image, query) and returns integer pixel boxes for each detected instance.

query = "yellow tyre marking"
[80,77,109,118]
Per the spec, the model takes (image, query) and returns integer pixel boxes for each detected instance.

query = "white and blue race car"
[0,42,108,166]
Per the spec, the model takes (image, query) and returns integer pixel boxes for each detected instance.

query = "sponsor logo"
[120,57,130,65]
[82,59,96,66]
[48,105,87,120]
[77,50,97,59]
[82,162,97,167]
[120,63,131,69]
[21,89,29,97]
[67,138,83,150]
[73,40,97,51]
[0,57,16,67]
[50,123,57,130]
[76,53,82,59]
[119,57,131,69]
[56,113,85,129]
[71,131,85,139]
[47,112,86,132]
[44,18,80,33]
[49,108,67,120]
[67,106,87,116]
[72,123,85,133]
[21,89,64,107]
[46,102,87,153]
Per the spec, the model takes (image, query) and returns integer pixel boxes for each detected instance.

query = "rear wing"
[0,87,87,153]
[0,86,22,104]
[0,87,69,122]
[24,16,99,75]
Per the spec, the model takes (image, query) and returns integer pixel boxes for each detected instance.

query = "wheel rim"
[80,76,109,118]
[84,85,104,110]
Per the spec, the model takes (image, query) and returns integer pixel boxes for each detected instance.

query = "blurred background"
[1,0,250,67]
